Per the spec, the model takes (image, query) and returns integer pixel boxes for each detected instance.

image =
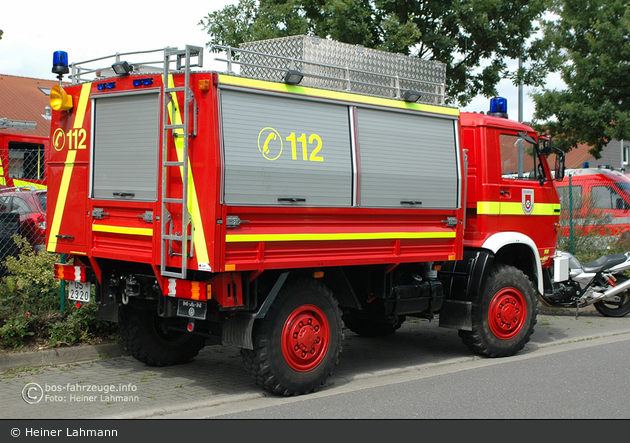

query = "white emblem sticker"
[522,189,534,215]
[198,263,212,272]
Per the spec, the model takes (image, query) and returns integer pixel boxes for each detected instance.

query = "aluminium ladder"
[160,45,203,279]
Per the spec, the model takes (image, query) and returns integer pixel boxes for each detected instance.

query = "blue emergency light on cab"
[488,97,508,118]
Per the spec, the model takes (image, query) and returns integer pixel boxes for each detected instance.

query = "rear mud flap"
[438,299,472,331]
[222,313,256,350]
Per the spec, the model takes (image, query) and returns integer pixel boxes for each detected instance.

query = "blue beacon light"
[488,97,508,118]
[52,51,69,81]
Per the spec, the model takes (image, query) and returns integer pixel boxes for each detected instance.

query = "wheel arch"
[481,232,543,295]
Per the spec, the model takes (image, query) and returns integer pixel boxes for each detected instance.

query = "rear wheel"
[240,279,343,396]
[594,277,630,317]
[459,265,537,358]
[118,303,206,366]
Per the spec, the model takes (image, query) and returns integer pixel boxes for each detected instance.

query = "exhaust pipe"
[602,276,630,299]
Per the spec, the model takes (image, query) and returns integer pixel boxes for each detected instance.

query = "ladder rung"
[164,124,184,130]
[163,197,184,204]
[165,86,186,93]
[162,235,184,241]
[162,234,193,242]
[162,270,185,279]
[164,161,184,167]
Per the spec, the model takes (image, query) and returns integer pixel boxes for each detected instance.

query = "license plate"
[177,299,207,320]
[68,281,91,302]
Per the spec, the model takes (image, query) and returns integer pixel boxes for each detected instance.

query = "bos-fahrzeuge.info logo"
[21,382,139,404]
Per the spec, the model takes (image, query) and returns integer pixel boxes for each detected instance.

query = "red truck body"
[47,39,562,395]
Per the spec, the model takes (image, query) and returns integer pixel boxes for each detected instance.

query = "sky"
[1,1,562,122]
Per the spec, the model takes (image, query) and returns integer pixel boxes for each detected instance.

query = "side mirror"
[554,150,565,181]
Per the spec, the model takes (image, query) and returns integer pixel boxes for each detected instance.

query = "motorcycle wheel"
[594,279,630,317]
[459,264,537,358]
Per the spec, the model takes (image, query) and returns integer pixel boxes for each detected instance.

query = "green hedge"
[0,236,117,350]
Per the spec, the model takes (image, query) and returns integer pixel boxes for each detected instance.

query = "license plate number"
[177,299,207,320]
[68,281,91,302]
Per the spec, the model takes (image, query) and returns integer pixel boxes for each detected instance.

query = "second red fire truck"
[47,36,565,395]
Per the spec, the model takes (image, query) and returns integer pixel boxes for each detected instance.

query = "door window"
[500,134,543,181]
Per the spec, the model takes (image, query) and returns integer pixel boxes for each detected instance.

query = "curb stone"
[0,343,128,372]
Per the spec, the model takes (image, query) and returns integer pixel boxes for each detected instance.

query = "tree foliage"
[532,0,630,157]
[199,0,549,106]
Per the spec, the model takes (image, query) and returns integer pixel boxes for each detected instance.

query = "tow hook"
[122,276,140,305]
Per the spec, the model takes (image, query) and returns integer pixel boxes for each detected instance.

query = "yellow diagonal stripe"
[47,83,90,252]
[166,75,210,265]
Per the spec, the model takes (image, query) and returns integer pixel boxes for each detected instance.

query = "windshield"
[613,182,630,201]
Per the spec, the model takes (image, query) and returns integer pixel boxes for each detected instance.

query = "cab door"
[495,130,560,255]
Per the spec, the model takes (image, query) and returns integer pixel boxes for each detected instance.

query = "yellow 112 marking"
[286,132,323,162]
[66,129,87,150]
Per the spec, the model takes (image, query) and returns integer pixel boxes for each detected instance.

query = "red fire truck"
[47,36,564,395]
[0,131,47,189]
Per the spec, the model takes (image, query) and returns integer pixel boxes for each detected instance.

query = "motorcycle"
[541,251,630,317]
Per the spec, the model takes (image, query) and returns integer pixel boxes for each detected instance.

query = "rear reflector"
[54,263,88,282]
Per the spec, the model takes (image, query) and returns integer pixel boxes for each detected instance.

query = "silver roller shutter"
[92,92,160,201]
[357,109,459,209]
[221,90,352,206]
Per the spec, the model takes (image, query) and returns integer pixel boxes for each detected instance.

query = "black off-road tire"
[118,304,206,367]
[342,313,406,337]
[458,265,537,358]
[240,279,343,396]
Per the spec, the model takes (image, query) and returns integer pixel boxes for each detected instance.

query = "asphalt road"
[204,334,630,419]
[1,305,629,419]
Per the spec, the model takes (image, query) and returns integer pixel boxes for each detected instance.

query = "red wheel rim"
[281,304,330,372]
[488,287,526,340]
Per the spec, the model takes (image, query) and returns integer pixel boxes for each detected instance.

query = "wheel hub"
[488,288,526,340]
[282,304,330,372]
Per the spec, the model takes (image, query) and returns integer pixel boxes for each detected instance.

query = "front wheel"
[459,265,537,358]
[594,277,630,317]
[240,279,343,396]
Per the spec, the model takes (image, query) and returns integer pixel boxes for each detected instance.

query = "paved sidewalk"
[1,304,629,419]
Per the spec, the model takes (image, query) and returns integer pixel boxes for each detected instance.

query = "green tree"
[199,0,550,106]
[532,0,630,157]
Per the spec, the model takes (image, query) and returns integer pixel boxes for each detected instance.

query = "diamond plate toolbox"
[239,35,446,104]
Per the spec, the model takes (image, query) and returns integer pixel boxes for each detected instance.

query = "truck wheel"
[342,313,406,337]
[458,265,537,358]
[118,304,206,367]
[240,279,343,396]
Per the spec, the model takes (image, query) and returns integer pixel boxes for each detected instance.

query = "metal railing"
[212,44,447,105]
[62,39,448,107]
[67,47,181,84]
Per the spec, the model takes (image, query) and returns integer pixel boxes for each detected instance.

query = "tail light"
[34,213,46,235]
[54,263,88,282]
